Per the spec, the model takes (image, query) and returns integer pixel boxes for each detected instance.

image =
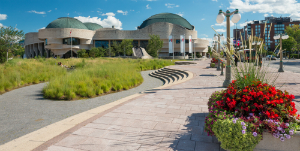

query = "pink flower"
[253,132,257,137]
[286,135,291,139]
[232,119,236,124]
[290,130,294,135]
[280,137,285,142]
[286,123,289,127]
[242,130,246,134]
[242,126,247,130]
[241,122,245,126]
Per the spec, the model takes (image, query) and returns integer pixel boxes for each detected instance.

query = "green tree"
[284,25,300,58]
[0,26,24,63]
[77,49,88,58]
[282,37,296,58]
[89,47,99,58]
[110,41,122,57]
[146,34,163,57]
[208,46,212,55]
[98,47,107,57]
[121,39,133,56]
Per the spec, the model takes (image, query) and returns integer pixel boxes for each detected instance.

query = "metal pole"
[223,11,232,87]
[71,37,72,58]
[173,36,174,60]
[279,34,284,72]
[221,62,224,76]
[184,34,185,59]
[193,40,195,61]
[217,34,221,71]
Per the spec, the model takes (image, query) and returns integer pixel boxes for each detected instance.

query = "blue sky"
[1,0,300,46]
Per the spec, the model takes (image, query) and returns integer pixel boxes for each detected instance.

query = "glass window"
[45,39,47,45]
[95,40,109,48]
[62,38,80,45]
[140,40,148,48]
[132,40,138,47]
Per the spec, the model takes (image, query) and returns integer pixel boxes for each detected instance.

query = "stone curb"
[0,67,194,151]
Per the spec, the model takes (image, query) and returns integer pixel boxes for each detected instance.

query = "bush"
[196,52,202,58]
[290,54,299,59]
[77,49,89,58]
[89,47,99,58]
[210,63,215,68]
[212,118,262,151]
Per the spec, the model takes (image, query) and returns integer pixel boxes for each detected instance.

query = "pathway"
[0,70,163,145]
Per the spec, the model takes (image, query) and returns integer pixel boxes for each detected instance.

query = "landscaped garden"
[0,58,175,100]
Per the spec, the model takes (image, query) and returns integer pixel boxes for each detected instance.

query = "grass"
[0,57,175,100]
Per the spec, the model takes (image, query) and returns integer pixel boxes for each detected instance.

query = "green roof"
[138,13,194,30]
[46,17,88,30]
[83,22,103,30]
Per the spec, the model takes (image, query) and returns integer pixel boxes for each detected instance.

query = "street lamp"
[273,33,289,72]
[216,9,241,87]
[214,34,224,71]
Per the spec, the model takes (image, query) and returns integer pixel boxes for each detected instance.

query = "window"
[140,40,148,48]
[62,38,80,45]
[45,39,47,45]
[95,40,109,48]
[132,40,138,47]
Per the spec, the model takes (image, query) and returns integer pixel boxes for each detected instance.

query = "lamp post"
[273,33,289,72]
[216,9,241,87]
[214,34,224,71]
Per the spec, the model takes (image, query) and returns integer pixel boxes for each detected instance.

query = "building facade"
[237,17,300,51]
[24,13,209,58]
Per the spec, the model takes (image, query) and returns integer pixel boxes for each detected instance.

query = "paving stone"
[93,117,118,125]
[72,127,96,136]
[131,120,158,129]
[45,145,85,151]
[176,140,196,151]
[84,123,111,130]
[166,109,187,115]
[55,135,87,148]
[137,135,164,145]
[102,131,127,140]
[154,122,180,131]
[191,134,212,143]
[195,141,220,151]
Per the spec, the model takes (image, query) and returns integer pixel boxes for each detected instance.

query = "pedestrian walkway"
[20,60,300,150]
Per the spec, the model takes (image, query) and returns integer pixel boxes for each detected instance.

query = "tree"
[283,25,300,58]
[110,41,122,57]
[146,34,163,57]
[77,49,88,58]
[0,26,24,63]
[98,47,107,57]
[121,39,133,56]
[89,47,99,58]
[282,37,296,58]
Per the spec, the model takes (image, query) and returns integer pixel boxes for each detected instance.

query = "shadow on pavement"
[168,113,222,151]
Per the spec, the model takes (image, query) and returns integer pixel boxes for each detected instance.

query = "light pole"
[274,33,289,72]
[214,34,224,71]
[216,9,241,87]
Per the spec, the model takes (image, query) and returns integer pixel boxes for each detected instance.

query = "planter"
[254,131,300,151]
[210,63,216,68]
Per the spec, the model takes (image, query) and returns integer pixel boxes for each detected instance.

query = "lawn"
[0,58,175,100]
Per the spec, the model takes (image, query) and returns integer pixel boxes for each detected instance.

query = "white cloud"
[48,10,52,13]
[0,23,5,27]
[201,18,205,20]
[229,0,300,20]
[146,4,151,9]
[37,27,45,31]
[264,14,269,17]
[177,12,184,17]
[215,29,226,32]
[200,38,213,46]
[75,16,122,30]
[28,10,46,14]
[200,34,208,37]
[117,10,128,15]
[239,20,253,28]
[165,3,179,8]
[0,14,7,20]
[102,12,115,16]
[215,20,234,27]
[55,8,57,10]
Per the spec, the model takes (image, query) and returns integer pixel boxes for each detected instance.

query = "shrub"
[212,118,262,151]
[211,63,215,68]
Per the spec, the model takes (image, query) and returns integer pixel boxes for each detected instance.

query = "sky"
[1,0,300,46]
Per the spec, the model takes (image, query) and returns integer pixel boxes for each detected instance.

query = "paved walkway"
[0,70,162,145]
[33,60,300,151]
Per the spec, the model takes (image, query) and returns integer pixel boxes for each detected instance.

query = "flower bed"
[205,76,300,151]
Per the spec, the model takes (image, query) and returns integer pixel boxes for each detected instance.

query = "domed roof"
[46,17,88,30]
[83,22,103,30]
[138,13,194,30]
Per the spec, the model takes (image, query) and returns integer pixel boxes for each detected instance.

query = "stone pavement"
[39,60,300,151]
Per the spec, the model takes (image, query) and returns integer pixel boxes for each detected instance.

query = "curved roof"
[138,13,194,30]
[83,22,103,30]
[46,17,88,30]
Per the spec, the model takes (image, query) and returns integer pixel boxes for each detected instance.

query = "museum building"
[24,13,209,58]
